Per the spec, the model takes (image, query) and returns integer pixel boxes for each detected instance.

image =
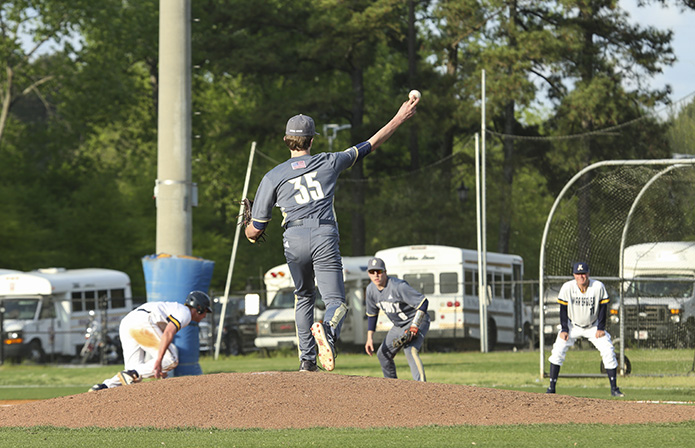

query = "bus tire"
[222,333,242,356]
[28,340,46,364]
[487,319,497,351]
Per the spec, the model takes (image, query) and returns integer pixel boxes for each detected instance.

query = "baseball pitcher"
[244,95,419,373]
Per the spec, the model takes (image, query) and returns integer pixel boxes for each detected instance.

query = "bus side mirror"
[244,294,261,316]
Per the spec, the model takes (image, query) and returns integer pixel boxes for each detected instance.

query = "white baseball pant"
[548,322,618,369]
[103,309,179,387]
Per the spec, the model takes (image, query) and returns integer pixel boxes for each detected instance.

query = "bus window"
[503,274,512,299]
[440,272,458,294]
[71,291,83,312]
[495,273,505,298]
[111,289,126,309]
[403,274,435,294]
[98,290,108,309]
[85,290,96,311]
[464,271,477,296]
[39,299,56,319]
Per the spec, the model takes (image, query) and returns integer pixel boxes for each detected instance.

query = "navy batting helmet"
[186,291,213,314]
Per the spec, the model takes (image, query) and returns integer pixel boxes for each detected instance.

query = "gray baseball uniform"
[366,276,430,381]
[251,142,372,363]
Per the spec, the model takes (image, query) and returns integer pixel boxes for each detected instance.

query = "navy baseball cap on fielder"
[573,262,589,274]
[367,257,386,272]
[286,114,319,137]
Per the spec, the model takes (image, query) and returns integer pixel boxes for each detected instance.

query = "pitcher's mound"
[1,372,694,428]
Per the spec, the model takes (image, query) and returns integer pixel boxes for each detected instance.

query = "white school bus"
[612,241,695,346]
[374,245,531,349]
[254,256,371,350]
[0,268,134,362]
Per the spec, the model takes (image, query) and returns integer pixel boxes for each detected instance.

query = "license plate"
[634,330,648,340]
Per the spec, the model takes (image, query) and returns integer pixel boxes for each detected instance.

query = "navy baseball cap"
[367,257,386,272]
[285,114,319,137]
[573,262,589,274]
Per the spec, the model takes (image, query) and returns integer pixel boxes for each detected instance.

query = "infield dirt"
[1,371,694,428]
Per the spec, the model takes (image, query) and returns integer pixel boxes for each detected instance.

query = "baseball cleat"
[611,388,625,397]
[117,369,141,386]
[311,322,335,371]
[299,360,318,372]
[545,388,555,394]
[88,383,108,392]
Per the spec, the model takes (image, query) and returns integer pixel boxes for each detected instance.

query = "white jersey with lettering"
[557,278,609,328]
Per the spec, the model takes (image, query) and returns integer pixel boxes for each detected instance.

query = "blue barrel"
[142,254,215,376]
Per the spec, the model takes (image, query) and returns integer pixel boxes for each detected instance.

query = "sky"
[621,0,695,108]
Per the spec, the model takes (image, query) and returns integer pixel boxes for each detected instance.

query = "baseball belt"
[284,219,335,229]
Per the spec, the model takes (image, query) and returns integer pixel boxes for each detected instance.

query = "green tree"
[543,1,675,260]
[666,99,695,156]
[0,1,95,144]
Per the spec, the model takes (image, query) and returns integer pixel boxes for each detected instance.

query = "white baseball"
[409,89,421,100]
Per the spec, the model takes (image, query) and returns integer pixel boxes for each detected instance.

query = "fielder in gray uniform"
[245,96,419,372]
[365,257,429,381]
[546,262,625,397]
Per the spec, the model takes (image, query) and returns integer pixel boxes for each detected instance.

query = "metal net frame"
[539,159,695,378]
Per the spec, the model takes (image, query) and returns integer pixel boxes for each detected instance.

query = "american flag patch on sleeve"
[291,160,306,170]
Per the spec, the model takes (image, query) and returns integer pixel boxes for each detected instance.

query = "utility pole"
[156,0,193,255]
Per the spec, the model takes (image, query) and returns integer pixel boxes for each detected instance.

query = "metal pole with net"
[539,158,695,378]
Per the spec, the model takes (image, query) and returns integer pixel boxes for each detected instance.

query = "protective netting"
[541,160,695,376]
[544,163,695,278]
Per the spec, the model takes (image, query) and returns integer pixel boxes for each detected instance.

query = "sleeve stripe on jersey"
[346,146,360,167]
[167,315,182,331]
[600,298,610,304]
[347,142,372,167]
[416,297,428,310]
[366,312,378,317]
[557,298,568,305]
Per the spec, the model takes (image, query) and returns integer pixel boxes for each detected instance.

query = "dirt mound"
[2,372,695,429]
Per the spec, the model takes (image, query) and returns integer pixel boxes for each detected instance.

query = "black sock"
[606,368,618,389]
[548,363,561,390]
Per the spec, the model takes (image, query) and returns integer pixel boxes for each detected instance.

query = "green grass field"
[1,348,695,447]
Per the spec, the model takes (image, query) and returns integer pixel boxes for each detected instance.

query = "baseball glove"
[392,327,418,350]
[239,198,266,243]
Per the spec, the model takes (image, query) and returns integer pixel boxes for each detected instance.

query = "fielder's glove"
[239,198,266,243]
[392,326,418,350]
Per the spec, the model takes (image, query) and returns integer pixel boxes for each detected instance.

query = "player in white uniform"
[89,291,212,391]
[546,262,624,397]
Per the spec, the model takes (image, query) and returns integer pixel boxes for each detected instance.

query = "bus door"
[513,263,523,344]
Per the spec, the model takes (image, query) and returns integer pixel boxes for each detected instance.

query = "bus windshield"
[269,288,325,309]
[3,298,40,320]
[627,276,694,299]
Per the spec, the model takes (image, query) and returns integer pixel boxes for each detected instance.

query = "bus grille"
[270,321,296,335]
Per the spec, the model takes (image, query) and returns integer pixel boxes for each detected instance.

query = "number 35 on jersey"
[289,171,325,204]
